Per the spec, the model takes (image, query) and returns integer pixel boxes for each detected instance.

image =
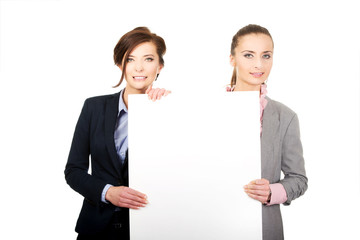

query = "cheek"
[236,61,249,74]
[124,65,132,76]
[262,63,272,79]
[150,65,160,75]
[265,62,273,72]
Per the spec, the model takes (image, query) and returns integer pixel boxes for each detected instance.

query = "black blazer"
[65,91,129,234]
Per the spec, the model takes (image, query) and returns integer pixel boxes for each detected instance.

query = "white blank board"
[128,92,262,240]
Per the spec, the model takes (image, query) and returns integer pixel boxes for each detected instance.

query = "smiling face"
[120,41,163,94]
[230,33,273,91]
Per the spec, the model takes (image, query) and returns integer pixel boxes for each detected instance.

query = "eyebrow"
[128,54,155,58]
[241,50,273,54]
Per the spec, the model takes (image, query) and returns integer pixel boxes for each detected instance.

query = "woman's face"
[230,33,273,91]
[122,41,163,93]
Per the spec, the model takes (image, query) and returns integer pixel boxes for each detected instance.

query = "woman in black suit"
[65,27,168,240]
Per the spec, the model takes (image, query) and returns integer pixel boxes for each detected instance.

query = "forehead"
[130,41,157,56]
[236,33,273,52]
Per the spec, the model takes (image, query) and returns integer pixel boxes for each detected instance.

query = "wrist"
[267,189,272,203]
[264,189,272,205]
[102,184,113,203]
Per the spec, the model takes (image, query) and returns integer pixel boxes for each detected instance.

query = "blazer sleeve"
[280,114,308,205]
[64,99,108,205]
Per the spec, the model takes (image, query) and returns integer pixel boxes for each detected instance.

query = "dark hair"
[230,24,273,87]
[113,27,166,87]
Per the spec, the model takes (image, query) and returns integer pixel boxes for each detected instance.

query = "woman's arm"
[279,114,308,205]
[65,99,149,209]
[244,114,307,205]
[64,99,108,205]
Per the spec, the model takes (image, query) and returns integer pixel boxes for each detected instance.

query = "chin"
[135,84,151,91]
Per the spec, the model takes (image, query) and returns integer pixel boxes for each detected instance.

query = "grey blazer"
[261,97,308,240]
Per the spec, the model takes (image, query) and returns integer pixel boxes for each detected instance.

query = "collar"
[118,88,128,116]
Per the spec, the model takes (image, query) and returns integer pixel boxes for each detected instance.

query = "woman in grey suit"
[227,24,308,240]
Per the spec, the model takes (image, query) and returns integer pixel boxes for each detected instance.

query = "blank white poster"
[128,92,262,240]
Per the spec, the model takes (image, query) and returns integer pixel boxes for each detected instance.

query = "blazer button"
[113,223,122,229]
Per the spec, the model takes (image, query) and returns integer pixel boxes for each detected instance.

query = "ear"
[229,54,235,67]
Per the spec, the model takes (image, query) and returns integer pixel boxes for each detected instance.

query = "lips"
[133,76,147,81]
[250,72,264,78]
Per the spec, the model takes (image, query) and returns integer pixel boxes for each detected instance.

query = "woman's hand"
[146,85,171,101]
[105,186,148,209]
[244,178,271,204]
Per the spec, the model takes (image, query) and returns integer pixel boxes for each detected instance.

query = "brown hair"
[230,24,273,87]
[113,27,166,87]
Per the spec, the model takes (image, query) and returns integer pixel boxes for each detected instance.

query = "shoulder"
[85,92,120,104]
[78,92,121,117]
[266,96,298,123]
[83,92,120,108]
[265,97,302,139]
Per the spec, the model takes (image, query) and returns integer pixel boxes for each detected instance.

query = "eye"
[244,53,253,58]
[263,54,272,59]
[145,57,154,62]
[126,58,134,62]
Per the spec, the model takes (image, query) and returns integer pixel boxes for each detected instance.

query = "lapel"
[104,91,122,177]
[261,97,279,178]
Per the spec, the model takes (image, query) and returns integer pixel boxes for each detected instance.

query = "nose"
[135,62,144,72]
[254,57,263,69]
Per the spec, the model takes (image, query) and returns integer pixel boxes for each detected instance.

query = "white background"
[0,0,359,239]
